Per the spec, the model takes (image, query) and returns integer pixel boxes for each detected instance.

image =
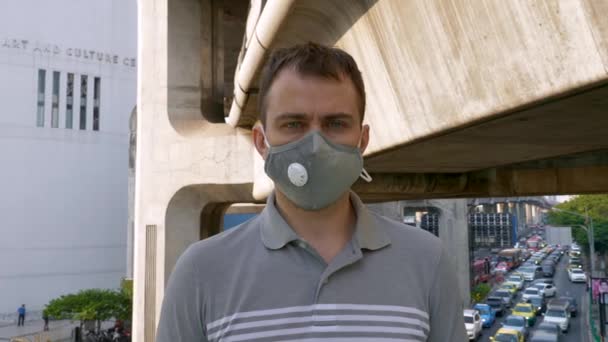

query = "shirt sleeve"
[156,246,207,342]
[426,244,468,342]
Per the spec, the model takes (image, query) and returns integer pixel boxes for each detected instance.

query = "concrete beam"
[354,153,608,201]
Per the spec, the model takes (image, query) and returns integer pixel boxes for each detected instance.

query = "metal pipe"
[225,0,296,127]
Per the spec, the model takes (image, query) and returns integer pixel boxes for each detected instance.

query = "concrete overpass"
[133,1,608,340]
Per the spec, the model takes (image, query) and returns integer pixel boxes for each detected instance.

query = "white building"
[0,1,136,316]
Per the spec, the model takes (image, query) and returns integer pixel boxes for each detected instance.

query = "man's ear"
[359,124,370,154]
[252,122,268,160]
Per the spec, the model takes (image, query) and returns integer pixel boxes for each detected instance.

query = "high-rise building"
[0,0,136,315]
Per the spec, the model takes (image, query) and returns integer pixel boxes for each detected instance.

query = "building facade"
[0,0,136,316]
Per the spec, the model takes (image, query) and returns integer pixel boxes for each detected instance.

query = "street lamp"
[551,207,596,277]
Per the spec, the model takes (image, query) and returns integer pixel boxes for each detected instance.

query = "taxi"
[499,283,518,295]
[490,328,524,342]
[511,302,537,326]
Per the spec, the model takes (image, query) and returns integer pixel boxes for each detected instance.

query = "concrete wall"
[0,0,136,314]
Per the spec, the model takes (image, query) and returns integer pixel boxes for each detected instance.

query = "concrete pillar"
[374,199,470,306]
[514,203,524,234]
[435,199,471,306]
[525,204,532,225]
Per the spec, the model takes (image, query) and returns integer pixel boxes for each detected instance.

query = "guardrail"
[8,322,74,342]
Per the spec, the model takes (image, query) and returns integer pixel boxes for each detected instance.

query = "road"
[478,254,589,342]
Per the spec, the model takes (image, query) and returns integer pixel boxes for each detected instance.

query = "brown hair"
[257,42,366,126]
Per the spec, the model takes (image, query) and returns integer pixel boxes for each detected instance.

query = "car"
[501,315,529,340]
[543,302,570,333]
[532,283,557,297]
[495,262,510,273]
[490,328,524,342]
[505,275,524,290]
[541,264,555,277]
[529,330,559,342]
[532,278,555,286]
[536,321,560,335]
[518,266,538,281]
[568,268,587,282]
[541,259,556,266]
[464,309,483,340]
[531,257,543,265]
[474,303,496,328]
[552,296,578,317]
[511,303,537,326]
[494,290,516,308]
[522,287,541,301]
[486,296,506,317]
[500,283,518,295]
[525,294,547,315]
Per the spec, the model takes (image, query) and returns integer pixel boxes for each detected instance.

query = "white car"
[505,275,524,290]
[519,267,537,281]
[522,287,541,301]
[568,268,587,283]
[464,309,482,340]
[533,283,557,297]
[543,306,570,333]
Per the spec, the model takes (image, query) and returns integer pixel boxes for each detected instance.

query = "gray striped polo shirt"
[157,192,467,342]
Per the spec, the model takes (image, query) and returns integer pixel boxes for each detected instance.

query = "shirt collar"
[260,191,391,251]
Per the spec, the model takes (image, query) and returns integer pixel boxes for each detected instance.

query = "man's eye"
[328,120,347,129]
[285,122,303,129]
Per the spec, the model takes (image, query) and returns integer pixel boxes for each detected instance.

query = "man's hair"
[257,42,366,126]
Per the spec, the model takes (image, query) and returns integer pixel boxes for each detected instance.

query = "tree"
[45,287,132,333]
[546,195,608,254]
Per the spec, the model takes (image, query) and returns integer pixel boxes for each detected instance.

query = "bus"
[526,235,542,251]
[472,258,492,287]
[497,248,523,270]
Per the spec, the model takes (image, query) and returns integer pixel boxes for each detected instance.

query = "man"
[17,304,25,327]
[43,309,49,331]
[157,42,466,341]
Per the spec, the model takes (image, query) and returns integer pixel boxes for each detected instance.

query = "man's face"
[253,68,369,157]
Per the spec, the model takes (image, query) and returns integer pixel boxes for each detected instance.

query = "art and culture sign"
[1,37,136,68]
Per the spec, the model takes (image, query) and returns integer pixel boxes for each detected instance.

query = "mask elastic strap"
[358,132,372,183]
[260,126,271,148]
[360,168,373,183]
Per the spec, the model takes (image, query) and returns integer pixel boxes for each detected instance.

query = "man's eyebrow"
[275,113,308,121]
[322,113,355,120]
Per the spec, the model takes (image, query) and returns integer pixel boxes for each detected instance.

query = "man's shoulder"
[182,215,261,262]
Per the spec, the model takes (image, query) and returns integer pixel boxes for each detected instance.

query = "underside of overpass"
[133,1,608,340]
[219,0,608,200]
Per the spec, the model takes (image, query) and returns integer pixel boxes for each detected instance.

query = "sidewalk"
[583,289,598,342]
[0,320,75,340]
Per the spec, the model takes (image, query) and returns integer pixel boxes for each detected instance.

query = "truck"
[544,226,573,246]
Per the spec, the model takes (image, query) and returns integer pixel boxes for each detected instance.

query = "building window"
[79,75,88,130]
[66,73,74,129]
[93,77,101,131]
[36,69,46,127]
[51,71,60,128]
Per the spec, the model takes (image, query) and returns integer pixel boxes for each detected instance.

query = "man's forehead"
[272,112,356,121]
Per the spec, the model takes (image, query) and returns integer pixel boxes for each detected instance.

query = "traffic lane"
[552,256,587,342]
[478,256,587,342]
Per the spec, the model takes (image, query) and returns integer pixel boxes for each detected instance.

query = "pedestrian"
[17,304,25,326]
[156,42,467,341]
[43,309,49,331]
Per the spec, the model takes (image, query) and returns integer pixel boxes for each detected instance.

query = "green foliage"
[121,278,133,302]
[546,195,608,254]
[471,283,492,303]
[46,287,132,324]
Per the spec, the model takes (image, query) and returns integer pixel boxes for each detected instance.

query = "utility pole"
[586,207,597,277]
